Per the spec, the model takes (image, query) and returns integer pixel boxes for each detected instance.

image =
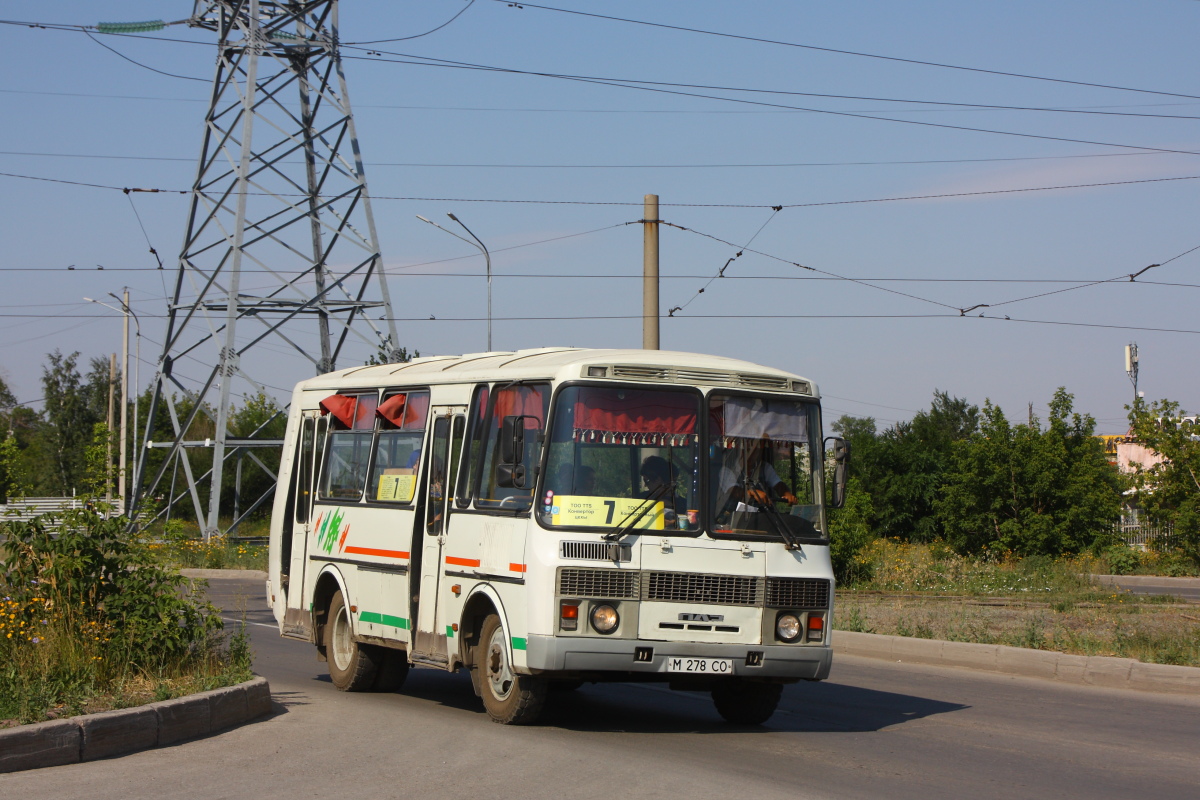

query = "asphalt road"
[3,574,1198,800]
[1101,575,1200,603]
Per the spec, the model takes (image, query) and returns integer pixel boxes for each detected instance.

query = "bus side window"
[369,390,429,503]
[476,383,550,511]
[455,384,489,508]
[320,393,377,501]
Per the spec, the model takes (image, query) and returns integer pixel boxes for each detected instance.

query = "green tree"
[936,388,1121,556]
[833,391,979,543]
[828,477,876,584]
[1127,398,1200,568]
[220,392,287,522]
[36,352,120,494]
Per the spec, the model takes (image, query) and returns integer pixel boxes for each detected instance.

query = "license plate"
[665,657,734,674]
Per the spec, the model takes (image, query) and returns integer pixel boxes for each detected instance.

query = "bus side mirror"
[498,415,527,488]
[823,436,850,509]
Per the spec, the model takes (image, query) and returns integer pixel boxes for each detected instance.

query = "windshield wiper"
[603,481,672,544]
[750,480,800,551]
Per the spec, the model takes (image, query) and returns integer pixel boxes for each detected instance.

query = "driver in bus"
[715,437,799,515]
[639,455,687,527]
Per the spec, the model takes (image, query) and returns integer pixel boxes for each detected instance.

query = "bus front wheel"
[476,614,547,725]
[711,679,782,725]
[326,589,379,691]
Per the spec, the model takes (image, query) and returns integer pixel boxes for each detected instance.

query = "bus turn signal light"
[807,614,824,642]
[560,602,579,631]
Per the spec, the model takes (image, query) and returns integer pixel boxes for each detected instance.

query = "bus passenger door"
[283,411,323,638]
[411,408,464,661]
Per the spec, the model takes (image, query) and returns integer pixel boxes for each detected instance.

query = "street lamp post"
[416,213,492,351]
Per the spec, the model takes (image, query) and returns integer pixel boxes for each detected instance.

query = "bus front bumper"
[524,635,832,680]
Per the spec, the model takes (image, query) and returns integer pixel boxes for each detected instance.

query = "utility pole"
[106,353,116,505]
[118,290,129,512]
[643,193,660,350]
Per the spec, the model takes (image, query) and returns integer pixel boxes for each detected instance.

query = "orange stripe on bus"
[445,556,481,568]
[509,563,527,573]
[343,546,410,559]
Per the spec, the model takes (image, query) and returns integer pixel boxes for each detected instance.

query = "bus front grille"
[558,568,640,599]
[643,572,763,606]
[560,541,632,562]
[765,577,831,608]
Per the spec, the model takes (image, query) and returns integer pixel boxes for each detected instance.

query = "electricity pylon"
[132,0,399,538]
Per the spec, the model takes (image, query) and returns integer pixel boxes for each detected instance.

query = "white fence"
[1116,522,1174,549]
[0,497,86,524]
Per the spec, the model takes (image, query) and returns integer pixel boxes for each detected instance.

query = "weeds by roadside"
[0,505,255,726]
[145,518,268,571]
[834,540,1200,667]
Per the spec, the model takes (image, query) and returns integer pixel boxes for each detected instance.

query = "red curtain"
[319,394,357,429]
[574,388,696,435]
[494,386,546,430]
[376,392,429,430]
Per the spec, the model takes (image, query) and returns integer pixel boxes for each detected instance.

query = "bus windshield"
[540,385,702,534]
[707,393,824,542]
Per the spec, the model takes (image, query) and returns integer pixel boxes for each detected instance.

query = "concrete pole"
[106,353,116,505]
[118,290,130,513]
[642,193,660,350]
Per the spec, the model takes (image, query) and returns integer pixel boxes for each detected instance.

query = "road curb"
[833,631,1200,695]
[181,568,268,580]
[0,676,271,774]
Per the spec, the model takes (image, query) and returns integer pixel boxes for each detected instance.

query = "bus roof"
[297,347,819,397]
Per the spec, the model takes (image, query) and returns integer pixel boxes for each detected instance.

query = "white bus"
[267,348,848,724]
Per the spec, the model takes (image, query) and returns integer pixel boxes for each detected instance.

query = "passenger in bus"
[639,455,687,525]
[715,437,799,515]
[551,464,597,496]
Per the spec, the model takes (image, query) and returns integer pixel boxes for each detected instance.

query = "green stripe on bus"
[359,611,409,629]
[511,637,527,651]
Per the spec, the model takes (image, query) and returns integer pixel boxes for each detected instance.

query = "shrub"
[0,504,237,723]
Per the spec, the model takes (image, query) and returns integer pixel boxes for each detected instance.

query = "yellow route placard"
[551,495,664,530]
[376,473,416,503]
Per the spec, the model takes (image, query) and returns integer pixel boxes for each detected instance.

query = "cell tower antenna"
[1124,342,1140,404]
[131,0,400,539]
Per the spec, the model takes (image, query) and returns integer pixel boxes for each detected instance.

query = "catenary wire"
[481,0,1200,101]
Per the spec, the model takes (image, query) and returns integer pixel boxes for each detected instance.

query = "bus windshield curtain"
[709,396,807,444]
[572,388,696,446]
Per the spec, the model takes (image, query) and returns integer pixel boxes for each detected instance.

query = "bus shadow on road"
[534,680,967,734]
[374,671,967,733]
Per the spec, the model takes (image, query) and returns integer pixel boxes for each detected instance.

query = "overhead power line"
[483,0,1200,101]
[0,149,1183,170]
[4,168,1198,209]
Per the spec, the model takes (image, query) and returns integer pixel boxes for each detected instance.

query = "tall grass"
[0,506,253,725]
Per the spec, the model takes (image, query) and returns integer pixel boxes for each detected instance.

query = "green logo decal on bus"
[315,508,350,554]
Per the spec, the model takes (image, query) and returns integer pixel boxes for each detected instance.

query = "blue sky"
[2,0,1197,433]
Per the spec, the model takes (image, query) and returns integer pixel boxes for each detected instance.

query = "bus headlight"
[776,612,802,643]
[590,603,619,634]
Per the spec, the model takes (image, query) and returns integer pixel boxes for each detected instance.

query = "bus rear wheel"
[711,679,783,725]
[326,589,379,691]
[476,614,547,725]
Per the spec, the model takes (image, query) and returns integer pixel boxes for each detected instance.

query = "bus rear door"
[410,407,465,662]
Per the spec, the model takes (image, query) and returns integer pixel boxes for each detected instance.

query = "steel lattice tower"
[133,0,399,537]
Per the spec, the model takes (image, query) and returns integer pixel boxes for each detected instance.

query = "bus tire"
[711,679,782,725]
[373,648,410,692]
[326,589,379,691]
[476,614,546,725]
